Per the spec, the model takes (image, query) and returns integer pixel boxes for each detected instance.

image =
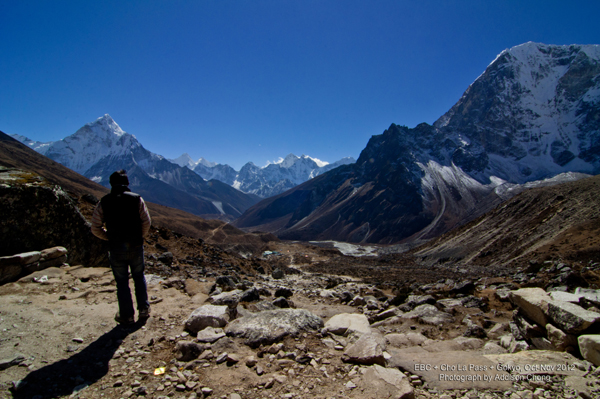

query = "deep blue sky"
[2,1,599,170]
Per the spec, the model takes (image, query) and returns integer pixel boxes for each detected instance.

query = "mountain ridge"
[234,42,600,244]
[12,115,261,220]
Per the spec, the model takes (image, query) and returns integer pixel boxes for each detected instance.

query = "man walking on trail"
[91,170,152,325]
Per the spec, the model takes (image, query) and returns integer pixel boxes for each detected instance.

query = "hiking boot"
[115,312,135,325]
[139,307,151,319]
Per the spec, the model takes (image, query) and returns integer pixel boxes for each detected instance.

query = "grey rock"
[546,323,578,351]
[323,313,371,336]
[400,304,454,325]
[0,353,25,370]
[513,310,545,339]
[195,327,226,343]
[224,308,323,346]
[184,304,232,334]
[549,291,583,304]
[0,176,109,271]
[359,364,414,399]
[487,322,508,339]
[387,348,512,390]
[342,333,385,366]
[384,332,428,348]
[575,288,600,306]
[508,288,551,326]
[547,300,600,334]
[482,342,507,355]
[239,287,260,303]
[271,268,284,279]
[272,297,291,308]
[484,350,586,377]
[578,335,600,367]
[209,290,242,308]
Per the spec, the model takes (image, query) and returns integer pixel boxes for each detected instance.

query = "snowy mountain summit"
[31,114,149,176]
[171,152,355,198]
[235,42,600,244]
[435,42,600,182]
[12,114,259,219]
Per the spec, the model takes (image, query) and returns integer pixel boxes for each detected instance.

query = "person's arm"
[91,203,109,241]
[139,198,152,237]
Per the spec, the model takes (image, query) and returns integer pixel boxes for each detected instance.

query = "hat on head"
[109,170,129,188]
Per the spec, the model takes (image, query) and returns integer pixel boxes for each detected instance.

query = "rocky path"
[1,248,600,399]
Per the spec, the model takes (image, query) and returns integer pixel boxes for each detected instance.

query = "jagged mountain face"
[171,152,356,198]
[234,124,505,244]
[14,115,260,220]
[193,163,238,186]
[235,43,600,244]
[435,42,600,183]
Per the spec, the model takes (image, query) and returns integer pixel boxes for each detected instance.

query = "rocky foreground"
[1,245,600,399]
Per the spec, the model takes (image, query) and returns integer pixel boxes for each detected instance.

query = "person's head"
[109,170,129,189]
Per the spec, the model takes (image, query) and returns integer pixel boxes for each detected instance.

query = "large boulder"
[323,313,371,336]
[342,333,385,366]
[547,300,600,334]
[185,305,232,334]
[224,308,323,346]
[358,364,414,399]
[578,335,600,366]
[0,176,108,269]
[508,288,551,326]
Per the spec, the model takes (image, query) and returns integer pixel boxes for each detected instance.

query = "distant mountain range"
[234,42,600,244]
[12,116,260,220]
[0,130,276,249]
[12,116,355,219]
[170,153,355,198]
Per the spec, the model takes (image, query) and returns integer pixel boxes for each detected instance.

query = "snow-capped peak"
[170,153,218,169]
[89,114,126,137]
[305,155,329,168]
[280,153,300,168]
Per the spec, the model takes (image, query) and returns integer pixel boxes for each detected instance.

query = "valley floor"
[1,238,599,399]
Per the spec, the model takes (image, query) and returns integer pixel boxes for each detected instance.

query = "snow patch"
[212,201,225,214]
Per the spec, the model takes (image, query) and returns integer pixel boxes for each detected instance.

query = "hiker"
[91,170,152,325]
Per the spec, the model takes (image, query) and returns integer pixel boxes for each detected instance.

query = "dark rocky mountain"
[412,173,600,270]
[234,43,600,244]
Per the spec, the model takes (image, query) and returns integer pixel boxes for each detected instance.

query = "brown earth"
[412,174,600,270]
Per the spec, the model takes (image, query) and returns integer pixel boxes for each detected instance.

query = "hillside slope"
[0,131,275,250]
[413,174,600,268]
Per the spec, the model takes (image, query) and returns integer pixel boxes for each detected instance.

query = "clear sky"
[2,1,599,170]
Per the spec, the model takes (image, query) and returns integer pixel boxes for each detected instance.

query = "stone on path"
[342,333,385,366]
[323,313,371,336]
[400,304,454,325]
[508,288,551,326]
[196,327,227,343]
[358,364,414,399]
[224,308,323,346]
[185,305,232,334]
[483,350,586,377]
[578,335,600,366]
